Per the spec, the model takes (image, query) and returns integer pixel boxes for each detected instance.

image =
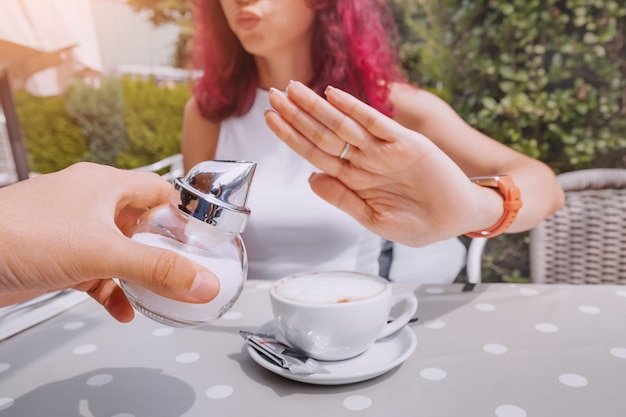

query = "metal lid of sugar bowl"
[172,160,257,233]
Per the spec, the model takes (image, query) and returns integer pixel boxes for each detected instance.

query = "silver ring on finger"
[339,142,351,159]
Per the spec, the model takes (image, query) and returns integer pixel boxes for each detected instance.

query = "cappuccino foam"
[274,274,386,304]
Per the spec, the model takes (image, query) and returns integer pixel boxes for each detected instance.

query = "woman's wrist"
[465,175,523,238]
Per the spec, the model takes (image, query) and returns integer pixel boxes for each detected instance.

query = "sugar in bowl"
[121,160,257,327]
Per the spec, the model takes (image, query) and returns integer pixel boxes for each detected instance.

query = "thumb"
[107,239,221,303]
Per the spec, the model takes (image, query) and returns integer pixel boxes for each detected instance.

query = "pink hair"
[192,0,405,122]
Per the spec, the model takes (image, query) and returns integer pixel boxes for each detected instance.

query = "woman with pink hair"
[182,0,563,280]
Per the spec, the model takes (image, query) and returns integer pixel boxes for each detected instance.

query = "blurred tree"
[126,0,189,25]
[127,0,193,68]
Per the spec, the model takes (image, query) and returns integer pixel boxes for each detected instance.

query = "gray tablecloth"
[1,281,625,416]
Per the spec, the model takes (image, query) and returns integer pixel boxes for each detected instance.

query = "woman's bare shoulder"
[182,97,220,170]
[184,97,220,132]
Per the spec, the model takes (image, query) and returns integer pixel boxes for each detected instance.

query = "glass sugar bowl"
[121,160,257,327]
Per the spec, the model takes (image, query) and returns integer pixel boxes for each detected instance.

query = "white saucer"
[246,321,417,385]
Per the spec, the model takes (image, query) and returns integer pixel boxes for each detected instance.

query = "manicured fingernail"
[324,85,334,96]
[264,108,279,118]
[190,270,219,301]
[308,172,317,183]
[269,87,281,95]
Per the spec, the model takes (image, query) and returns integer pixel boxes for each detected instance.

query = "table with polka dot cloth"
[1,281,625,417]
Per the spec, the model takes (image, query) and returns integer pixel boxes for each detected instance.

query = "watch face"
[469,175,506,188]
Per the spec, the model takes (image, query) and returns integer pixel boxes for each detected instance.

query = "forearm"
[0,248,46,307]
[399,90,565,235]
[497,159,564,234]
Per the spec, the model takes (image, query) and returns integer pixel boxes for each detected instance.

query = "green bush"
[65,77,128,166]
[14,92,88,173]
[116,76,190,169]
[393,0,626,172]
[13,76,189,173]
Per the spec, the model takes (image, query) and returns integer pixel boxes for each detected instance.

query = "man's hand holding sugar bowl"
[0,163,220,322]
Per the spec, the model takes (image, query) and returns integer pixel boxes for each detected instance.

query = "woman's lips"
[236,10,261,30]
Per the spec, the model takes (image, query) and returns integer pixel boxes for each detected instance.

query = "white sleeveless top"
[215,89,381,280]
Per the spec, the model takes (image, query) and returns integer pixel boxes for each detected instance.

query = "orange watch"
[465,175,523,238]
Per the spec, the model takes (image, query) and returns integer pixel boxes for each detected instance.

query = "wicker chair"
[530,168,626,284]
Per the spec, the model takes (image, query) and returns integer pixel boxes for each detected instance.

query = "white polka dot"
[559,373,588,387]
[206,385,234,399]
[220,311,242,320]
[495,404,527,417]
[0,363,9,373]
[424,320,446,329]
[73,344,97,355]
[0,398,14,411]
[483,344,508,354]
[63,321,85,330]
[255,282,273,290]
[112,413,135,417]
[176,352,200,364]
[610,348,626,359]
[475,303,496,312]
[579,305,601,315]
[616,290,626,298]
[343,395,372,411]
[420,367,447,381]
[152,327,174,337]
[535,323,559,333]
[426,287,445,294]
[519,288,538,296]
[86,374,113,387]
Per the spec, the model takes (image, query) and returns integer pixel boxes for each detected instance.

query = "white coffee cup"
[270,271,418,361]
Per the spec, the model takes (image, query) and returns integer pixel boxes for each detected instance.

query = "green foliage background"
[65,77,128,166]
[15,76,190,173]
[116,76,190,169]
[391,0,626,172]
[14,93,88,173]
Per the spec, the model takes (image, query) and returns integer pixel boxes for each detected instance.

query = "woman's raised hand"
[265,81,503,247]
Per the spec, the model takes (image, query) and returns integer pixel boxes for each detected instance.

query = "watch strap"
[465,175,523,238]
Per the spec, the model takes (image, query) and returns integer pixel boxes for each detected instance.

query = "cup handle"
[378,289,418,339]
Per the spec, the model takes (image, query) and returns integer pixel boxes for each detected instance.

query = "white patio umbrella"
[0,0,102,181]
